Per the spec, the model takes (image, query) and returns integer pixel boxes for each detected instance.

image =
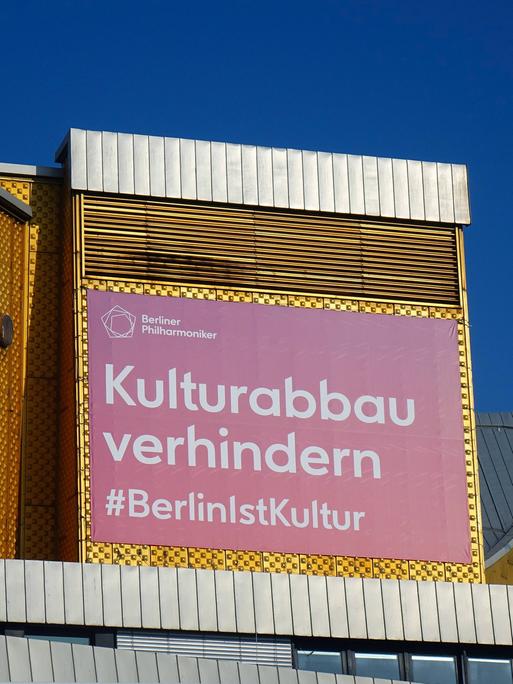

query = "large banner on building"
[87,289,471,562]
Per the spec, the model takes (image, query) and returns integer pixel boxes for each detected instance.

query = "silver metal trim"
[59,129,471,225]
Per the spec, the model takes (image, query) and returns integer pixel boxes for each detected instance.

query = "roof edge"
[59,128,471,226]
[0,187,32,221]
[0,161,63,179]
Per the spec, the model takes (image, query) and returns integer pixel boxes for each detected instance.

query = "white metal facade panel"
[287,148,304,210]
[2,559,513,648]
[72,642,96,682]
[177,568,199,631]
[149,136,166,197]
[215,571,236,633]
[345,578,367,639]
[44,561,65,625]
[363,579,385,640]
[102,131,119,194]
[290,574,311,636]
[197,569,218,632]
[435,582,458,643]
[140,566,160,629]
[490,584,512,645]
[25,561,45,623]
[417,582,440,642]
[226,144,243,205]
[377,157,394,217]
[101,563,122,627]
[454,582,477,643]
[196,139,213,202]
[241,145,258,206]
[117,133,135,195]
[28,638,53,683]
[63,562,85,625]
[271,573,293,635]
[82,563,103,626]
[234,571,255,633]
[93,645,117,682]
[164,138,181,198]
[85,130,102,191]
[50,641,75,682]
[64,129,471,224]
[308,575,330,637]
[326,576,349,639]
[272,147,289,209]
[133,134,150,196]
[399,580,422,641]
[318,152,335,213]
[158,567,180,630]
[6,559,26,622]
[120,565,142,628]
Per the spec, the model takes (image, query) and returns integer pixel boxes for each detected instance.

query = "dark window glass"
[27,634,90,645]
[354,653,400,679]
[467,658,512,684]
[411,655,457,684]
[296,650,342,674]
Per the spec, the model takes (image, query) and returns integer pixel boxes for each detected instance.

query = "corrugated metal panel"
[116,630,293,667]
[82,195,460,305]
[62,129,472,225]
[477,413,513,558]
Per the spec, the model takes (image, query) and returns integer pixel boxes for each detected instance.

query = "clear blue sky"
[2,0,512,411]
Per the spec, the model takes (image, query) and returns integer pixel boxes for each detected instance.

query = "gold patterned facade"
[0,172,484,583]
[69,192,484,582]
[0,204,26,557]
[0,175,62,560]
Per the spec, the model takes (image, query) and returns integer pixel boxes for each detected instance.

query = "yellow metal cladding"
[486,551,513,584]
[75,276,484,582]
[66,190,484,581]
[0,205,27,557]
[0,176,63,560]
[82,195,461,306]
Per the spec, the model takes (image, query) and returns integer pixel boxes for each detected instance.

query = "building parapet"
[0,559,509,646]
[57,128,471,225]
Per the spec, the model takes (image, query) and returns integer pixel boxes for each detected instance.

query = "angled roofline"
[0,161,63,179]
[0,187,32,222]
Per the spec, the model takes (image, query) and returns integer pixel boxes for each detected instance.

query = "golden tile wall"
[75,278,484,582]
[0,207,26,557]
[0,177,63,560]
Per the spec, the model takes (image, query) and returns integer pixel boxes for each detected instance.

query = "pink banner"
[87,289,471,562]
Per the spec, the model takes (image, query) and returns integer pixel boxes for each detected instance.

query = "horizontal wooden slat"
[81,194,460,305]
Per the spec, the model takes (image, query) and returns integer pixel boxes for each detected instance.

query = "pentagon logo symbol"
[101,305,136,339]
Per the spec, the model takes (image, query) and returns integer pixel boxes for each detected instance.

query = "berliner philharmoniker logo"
[101,305,136,339]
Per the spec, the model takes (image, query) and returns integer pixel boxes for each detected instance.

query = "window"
[26,634,90,645]
[467,658,513,684]
[410,655,457,684]
[296,650,343,674]
[353,652,400,679]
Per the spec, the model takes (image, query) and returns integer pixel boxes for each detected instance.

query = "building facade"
[0,129,508,684]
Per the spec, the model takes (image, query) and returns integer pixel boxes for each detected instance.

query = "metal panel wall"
[0,204,26,558]
[67,135,480,580]
[0,176,64,561]
[0,559,510,645]
[64,129,471,225]
[0,635,413,684]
